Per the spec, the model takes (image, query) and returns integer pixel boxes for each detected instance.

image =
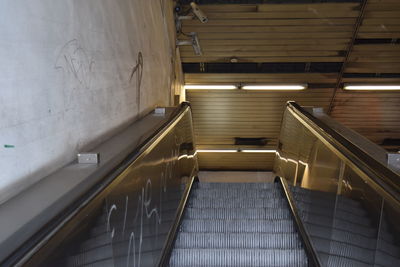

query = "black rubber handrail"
[4,102,193,267]
[275,176,322,267]
[287,101,400,206]
[158,175,198,266]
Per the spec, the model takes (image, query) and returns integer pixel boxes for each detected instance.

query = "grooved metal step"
[169,182,307,267]
[188,197,287,208]
[194,182,278,189]
[174,232,302,249]
[184,207,291,220]
[169,248,308,267]
[180,219,296,233]
[191,188,282,199]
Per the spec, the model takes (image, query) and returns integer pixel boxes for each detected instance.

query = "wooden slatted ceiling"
[330,91,400,149]
[180,3,360,63]
[181,1,400,169]
[344,0,400,76]
[185,73,339,84]
[332,0,400,150]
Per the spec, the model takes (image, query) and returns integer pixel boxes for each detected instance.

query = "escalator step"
[191,188,282,198]
[194,182,278,189]
[180,219,296,233]
[188,197,287,208]
[174,232,302,249]
[169,248,308,267]
[184,207,291,220]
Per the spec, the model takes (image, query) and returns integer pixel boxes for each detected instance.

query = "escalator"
[291,187,400,266]
[61,181,310,267]
[168,182,308,267]
[1,102,400,267]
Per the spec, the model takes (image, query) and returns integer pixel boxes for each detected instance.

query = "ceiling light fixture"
[240,149,276,153]
[197,149,237,153]
[344,85,400,91]
[241,84,307,90]
[184,85,237,90]
[197,149,276,153]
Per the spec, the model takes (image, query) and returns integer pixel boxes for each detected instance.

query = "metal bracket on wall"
[154,107,167,116]
[176,32,202,55]
[77,153,100,164]
[388,153,400,174]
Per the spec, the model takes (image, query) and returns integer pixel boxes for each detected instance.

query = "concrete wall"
[0,0,178,203]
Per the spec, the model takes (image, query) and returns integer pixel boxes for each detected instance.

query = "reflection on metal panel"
[275,107,342,193]
[275,102,400,266]
[102,112,197,267]
[27,107,198,267]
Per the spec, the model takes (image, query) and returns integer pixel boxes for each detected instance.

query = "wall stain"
[129,52,144,113]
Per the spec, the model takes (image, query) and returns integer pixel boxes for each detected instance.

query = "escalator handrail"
[286,101,400,206]
[276,176,322,267]
[158,175,198,266]
[4,102,193,266]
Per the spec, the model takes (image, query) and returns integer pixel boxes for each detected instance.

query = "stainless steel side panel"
[275,103,400,267]
[103,109,198,267]
[24,107,198,267]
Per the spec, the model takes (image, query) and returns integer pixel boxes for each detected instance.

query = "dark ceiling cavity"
[180,0,361,4]
[355,39,400,44]
[183,62,343,73]
[344,73,400,78]
[381,139,400,147]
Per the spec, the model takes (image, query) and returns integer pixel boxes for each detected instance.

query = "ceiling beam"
[328,0,368,114]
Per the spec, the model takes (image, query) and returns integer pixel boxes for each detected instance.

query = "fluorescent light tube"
[184,85,237,90]
[197,149,237,153]
[197,149,276,153]
[240,150,277,153]
[344,85,400,91]
[242,85,306,90]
